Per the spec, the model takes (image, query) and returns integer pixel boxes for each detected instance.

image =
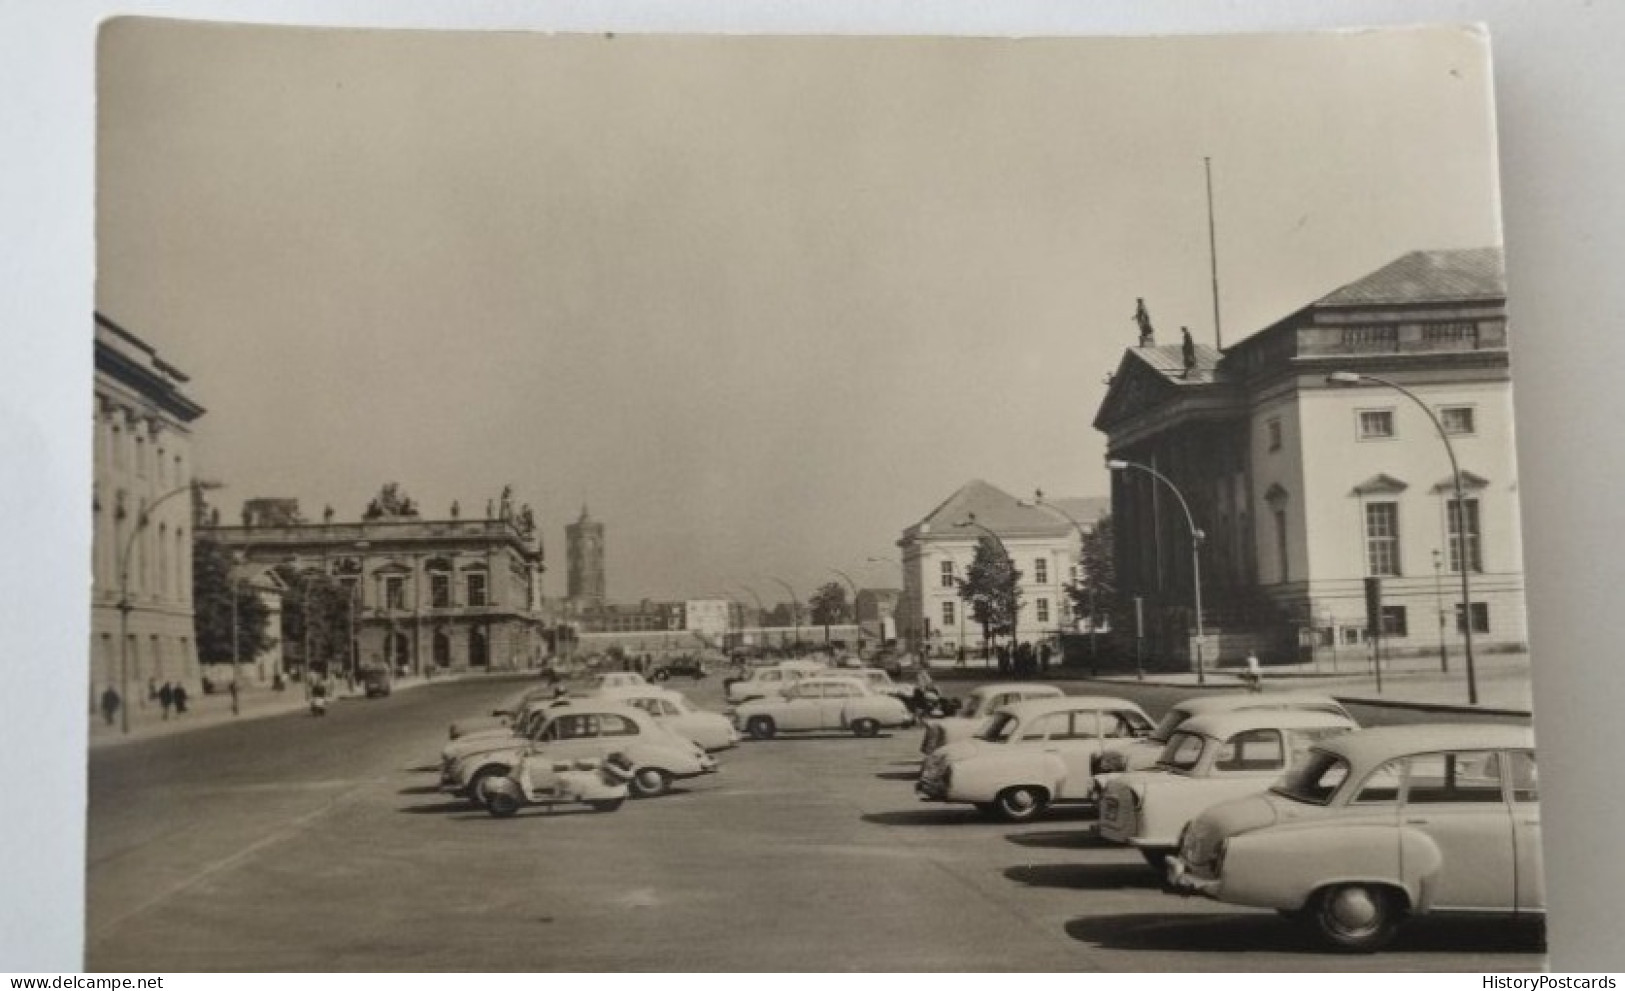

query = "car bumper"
[1164,856,1220,897]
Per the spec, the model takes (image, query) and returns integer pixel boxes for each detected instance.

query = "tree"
[957,538,1023,651]
[809,582,850,642]
[272,564,353,677]
[1064,514,1117,632]
[192,537,272,666]
[363,482,419,520]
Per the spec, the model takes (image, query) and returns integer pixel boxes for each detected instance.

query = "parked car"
[916,696,1154,821]
[588,671,649,692]
[447,684,560,739]
[1097,709,1359,868]
[603,686,739,751]
[651,658,708,681]
[725,662,823,704]
[448,703,716,804]
[361,667,392,698]
[439,697,579,774]
[1092,691,1355,774]
[1167,723,1541,952]
[844,667,911,701]
[919,682,1065,755]
[731,676,913,739]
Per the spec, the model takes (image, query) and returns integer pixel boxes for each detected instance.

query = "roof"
[1127,342,1224,387]
[1318,723,1534,768]
[968,682,1065,698]
[1172,691,1347,717]
[1176,708,1359,740]
[1316,247,1505,307]
[911,480,1105,538]
[1000,696,1146,720]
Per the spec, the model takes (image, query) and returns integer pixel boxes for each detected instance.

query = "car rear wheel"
[993,785,1050,823]
[652,670,669,682]
[1309,883,1404,952]
[629,767,671,798]
[851,718,879,738]
[746,716,777,740]
[485,790,521,818]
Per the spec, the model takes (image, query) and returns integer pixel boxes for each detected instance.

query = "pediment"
[1093,354,1178,431]
[1352,473,1408,496]
[1430,471,1490,493]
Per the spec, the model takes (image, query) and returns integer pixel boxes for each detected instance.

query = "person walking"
[100,686,120,726]
[173,682,189,715]
[158,681,174,720]
[1243,652,1264,693]
[229,679,240,716]
[1038,641,1052,673]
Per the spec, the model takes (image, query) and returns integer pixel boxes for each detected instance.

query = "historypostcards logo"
[1484,978,1616,989]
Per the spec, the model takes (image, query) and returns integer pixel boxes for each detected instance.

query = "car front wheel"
[467,765,509,807]
[993,785,1050,823]
[629,767,671,798]
[1308,883,1404,953]
[850,718,879,737]
[746,716,777,740]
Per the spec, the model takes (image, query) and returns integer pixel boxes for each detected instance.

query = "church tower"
[565,505,606,606]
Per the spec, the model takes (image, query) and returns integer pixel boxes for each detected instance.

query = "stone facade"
[90,313,207,711]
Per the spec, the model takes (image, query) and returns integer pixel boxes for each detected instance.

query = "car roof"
[596,684,682,701]
[1317,723,1535,768]
[797,675,869,688]
[1175,709,1359,738]
[972,682,1063,698]
[1173,691,1347,715]
[999,696,1145,719]
[548,701,657,723]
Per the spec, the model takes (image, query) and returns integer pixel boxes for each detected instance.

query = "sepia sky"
[96,21,1504,602]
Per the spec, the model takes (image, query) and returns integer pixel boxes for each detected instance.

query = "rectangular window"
[1358,409,1395,440]
[1364,502,1401,576]
[1423,321,1479,345]
[384,577,405,610]
[940,560,955,588]
[467,573,487,607]
[1447,498,1483,573]
[1267,418,1282,451]
[1341,626,1365,646]
[941,601,955,627]
[1035,598,1049,624]
[1455,602,1490,634]
[1274,509,1289,582]
[1034,559,1048,584]
[1379,605,1408,637]
[1440,405,1476,436]
[430,573,451,608]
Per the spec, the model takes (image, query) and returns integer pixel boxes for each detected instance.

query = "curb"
[1329,694,1533,719]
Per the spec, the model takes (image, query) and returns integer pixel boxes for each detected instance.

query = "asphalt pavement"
[85,672,1542,972]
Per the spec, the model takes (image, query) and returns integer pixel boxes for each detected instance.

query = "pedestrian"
[100,686,120,726]
[158,681,174,720]
[1038,641,1052,673]
[1244,652,1263,693]
[1016,641,1035,679]
[955,645,966,668]
[229,679,240,716]
[173,682,189,715]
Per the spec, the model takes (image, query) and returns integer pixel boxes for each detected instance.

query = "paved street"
[87,674,1543,972]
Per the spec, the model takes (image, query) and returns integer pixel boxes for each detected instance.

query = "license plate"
[1102,796,1119,820]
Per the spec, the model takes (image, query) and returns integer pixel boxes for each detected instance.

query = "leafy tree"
[762,603,797,627]
[957,538,1023,650]
[273,564,354,677]
[809,582,850,642]
[363,482,419,520]
[1064,514,1116,632]
[192,537,272,665]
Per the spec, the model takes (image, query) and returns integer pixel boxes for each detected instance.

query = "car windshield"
[1157,731,1207,771]
[977,712,1019,743]
[1271,749,1350,805]
[1147,707,1192,743]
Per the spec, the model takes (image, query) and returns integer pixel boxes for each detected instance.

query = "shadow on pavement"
[1063,911,1546,956]
[398,800,476,815]
[1004,862,1161,891]
[1004,828,1110,849]
[397,784,443,795]
[861,808,990,827]
[873,770,919,781]
[405,764,440,773]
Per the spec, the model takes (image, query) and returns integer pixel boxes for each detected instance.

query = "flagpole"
[1205,156,1222,350]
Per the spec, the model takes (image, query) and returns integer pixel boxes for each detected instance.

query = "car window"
[1110,710,1154,738]
[826,683,857,698]
[1147,707,1192,743]
[625,698,658,716]
[1160,731,1206,771]
[598,714,639,738]
[960,696,982,719]
[1214,728,1285,772]
[762,671,781,682]
[1504,750,1538,803]
[1273,750,1349,805]
[979,713,1019,742]
[1020,713,1068,741]
[1405,750,1504,804]
[1352,758,1405,804]
[551,714,599,740]
[660,700,683,717]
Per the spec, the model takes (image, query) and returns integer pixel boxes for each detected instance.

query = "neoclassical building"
[90,313,207,707]
[1095,247,1526,666]
[202,495,546,675]
[894,480,1108,654]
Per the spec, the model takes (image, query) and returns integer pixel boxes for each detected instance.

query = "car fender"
[1135,776,1278,848]
[947,750,1066,803]
[1397,825,1447,913]
[1219,822,1412,911]
[459,745,525,786]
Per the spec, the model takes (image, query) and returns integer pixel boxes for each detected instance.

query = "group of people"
[993,640,1053,679]
[149,679,190,719]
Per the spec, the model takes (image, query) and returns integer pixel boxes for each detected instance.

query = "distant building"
[90,313,207,708]
[202,494,546,674]
[683,599,734,649]
[566,505,606,607]
[1094,247,1526,666]
[854,588,901,644]
[894,480,1108,653]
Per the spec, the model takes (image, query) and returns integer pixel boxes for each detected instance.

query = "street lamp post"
[1432,549,1449,674]
[954,513,1018,650]
[732,584,767,653]
[1105,459,1206,685]
[767,577,801,652]
[829,568,861,647]
[115,478,221,734]
[1328,370,1477,704]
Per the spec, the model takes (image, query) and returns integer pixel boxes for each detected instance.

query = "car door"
[540,712,601,760]
[1399,750,1516,910]
[818,681,858,729]
[777,682,822,731]
[1505,749,1544,912]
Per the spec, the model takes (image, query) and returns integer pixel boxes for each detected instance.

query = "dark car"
[651,658,708,681]
[361,668,392,698]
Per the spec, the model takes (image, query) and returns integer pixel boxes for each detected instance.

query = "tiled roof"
[913,480,1096,538]
[1129,342,1223,386]
[1317,247,1504,307]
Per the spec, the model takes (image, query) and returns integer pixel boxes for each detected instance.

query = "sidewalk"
[86,671,497,749]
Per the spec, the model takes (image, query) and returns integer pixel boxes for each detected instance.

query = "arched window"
[469,625,489,667]
[433,628,452,668]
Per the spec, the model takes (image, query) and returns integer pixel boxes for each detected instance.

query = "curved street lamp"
[732,584,767,652]
[954,513,1019,647]
[1327,370,1478,704]
[767,576,802,651]
[116,478,222,733]
[1105,459,1206,685]
[828,567,861,644]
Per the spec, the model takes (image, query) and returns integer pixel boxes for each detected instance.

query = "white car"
[1092,691,1355,775]
[447,683,560,739]
[919,682,1065,754]
[588,671,649,692]
[732,676,912,739]
[1097,709,1358,868]
[603,686,740,751]
[448,703,716,803]
[724,661,825,703]
[916,696,1154,821]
